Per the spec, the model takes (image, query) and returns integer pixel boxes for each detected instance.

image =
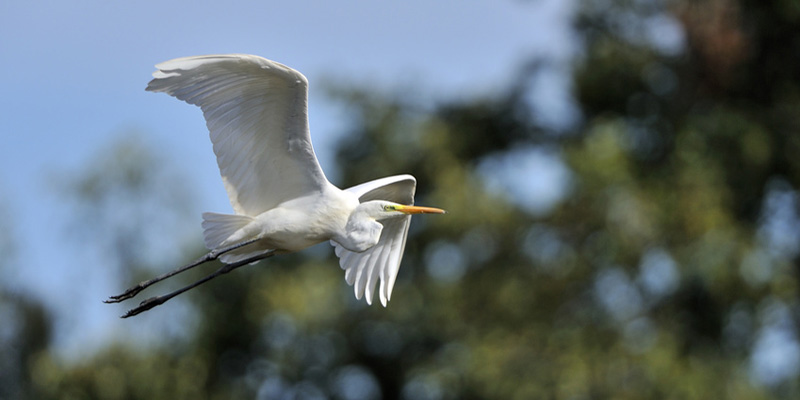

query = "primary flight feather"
[107,54,445,316]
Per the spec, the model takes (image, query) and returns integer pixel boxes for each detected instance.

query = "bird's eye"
[384,205,395,211]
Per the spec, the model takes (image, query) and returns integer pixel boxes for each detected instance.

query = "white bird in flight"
[106,54,445,317]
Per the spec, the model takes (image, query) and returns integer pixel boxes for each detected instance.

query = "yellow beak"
[396,205,447,214]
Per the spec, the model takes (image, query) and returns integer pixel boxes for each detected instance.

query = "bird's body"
[107,54,444,315]
[205,185,355,256]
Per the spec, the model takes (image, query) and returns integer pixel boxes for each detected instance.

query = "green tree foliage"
[0,189,53,400]
[59,133,196,280]
[3,0,800,398]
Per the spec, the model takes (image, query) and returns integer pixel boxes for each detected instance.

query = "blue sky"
[1,0,576,355]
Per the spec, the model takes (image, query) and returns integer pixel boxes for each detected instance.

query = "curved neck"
[336,203,385,252]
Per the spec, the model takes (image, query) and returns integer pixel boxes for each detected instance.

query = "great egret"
[106,54,445,318]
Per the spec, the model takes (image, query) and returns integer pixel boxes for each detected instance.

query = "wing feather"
[386,217,411,302]
[353,251,373,300]
[367,225,395,305]
[363,243,385,305]
[147,54,328,216]
[330,175,418,306]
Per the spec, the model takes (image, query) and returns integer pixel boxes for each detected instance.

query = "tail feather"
[201,212,254,249]
[201,212,273,264]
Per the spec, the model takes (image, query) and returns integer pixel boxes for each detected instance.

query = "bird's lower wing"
[329,174,418,306]
[331,216,411,306]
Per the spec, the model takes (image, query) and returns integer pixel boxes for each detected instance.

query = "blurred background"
[2,0,800,399]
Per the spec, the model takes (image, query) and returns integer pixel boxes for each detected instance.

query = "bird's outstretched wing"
[330,175,417,306]
[147,54,328,216]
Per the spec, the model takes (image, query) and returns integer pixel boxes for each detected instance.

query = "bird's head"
[364,200,446,220]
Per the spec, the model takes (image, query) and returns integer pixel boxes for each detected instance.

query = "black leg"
[105,237,263,304]
[119,250,275,318]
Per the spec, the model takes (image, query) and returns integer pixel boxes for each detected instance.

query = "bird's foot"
[104,284,146,303]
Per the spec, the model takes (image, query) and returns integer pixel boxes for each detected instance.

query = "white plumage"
[140,54,444,307]
[146,55,325,216]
